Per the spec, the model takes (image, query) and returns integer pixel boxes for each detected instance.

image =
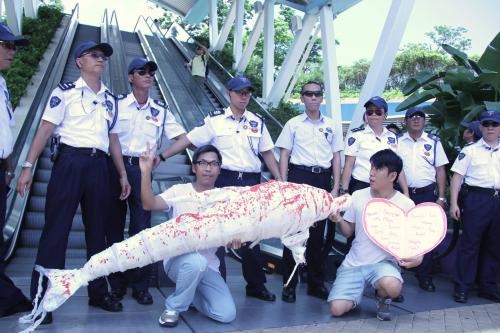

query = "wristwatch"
[22,161,33,168]
[6,171,14,177]
[437,197,447,204]
[339,187,347,195]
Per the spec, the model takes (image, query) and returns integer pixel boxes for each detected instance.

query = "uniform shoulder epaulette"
[116,94,127,100]
[427,133,441,141]
[104,90,116,99]
[396,132,404,139]
[153,99,166,107]
[464,141,475,147]
[208,108,224,117]
[57,82,75,91]
[351,124,365,133]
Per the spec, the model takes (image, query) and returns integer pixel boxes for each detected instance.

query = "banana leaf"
[442,44,470,68]
[478,32,500,89]
[396,88,441,111]
[484,101,500,111]
[401,71,442,95]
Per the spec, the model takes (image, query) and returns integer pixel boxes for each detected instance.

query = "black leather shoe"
[89,293,123,312]
[281,286,296,303]
[307,285,329,300]
[454,291,468,303]
[132,290,153,305]
[478,290,500,302]
[392,294,404,303]
[0,297,32,318]
[418,279,436,292]
[39,312,53,325]
[110,287,127,301]
[246,288,276,302]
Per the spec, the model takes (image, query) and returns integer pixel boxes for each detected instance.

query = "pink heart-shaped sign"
[363,198,447,260]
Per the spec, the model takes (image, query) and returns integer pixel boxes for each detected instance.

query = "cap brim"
[1,35,30,46]
[92,43,113,57]
[144,61,158,71]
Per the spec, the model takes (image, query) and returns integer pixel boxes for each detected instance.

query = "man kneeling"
[140,144,237,327]
[328,149,422,321]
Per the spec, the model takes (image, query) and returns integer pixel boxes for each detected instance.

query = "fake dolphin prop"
[20,181,351,331]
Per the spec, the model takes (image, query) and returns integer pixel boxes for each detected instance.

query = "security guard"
[450,110,500,303]
[107,58,186,305]
[17,41,130,321]
[398,106,448,292]
[275,80,342,303]
[340,96,409,196]
[460,120,482,144]
[0,23,32,318]
[156,75,282,302]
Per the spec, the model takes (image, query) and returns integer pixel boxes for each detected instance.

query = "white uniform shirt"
[111,94,185,156]
[159,183,220,272]
[398,132,449,187]
[344,125,399,182]
[189,55,206,78]
[0,75,14,158]
[342,188,415,267]
[42,78,116,152]
[451,138,500,189]
[187,107,274,173]
[275,112,343,168]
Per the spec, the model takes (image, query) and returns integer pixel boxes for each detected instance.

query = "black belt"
[408,183,436,195]
[466,185,499,197]
[123,155,139,166]
[60,144,107,157]
[220,168,261,181]
[0,158,6,171]
[289,163,332,174]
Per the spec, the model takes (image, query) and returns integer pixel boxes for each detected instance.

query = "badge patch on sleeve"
[458,152,465,160]
[387,137,396,144]
[50,96,61,108]
[105,100,113,111]
[348,137,355,146]
[424,144,432,151]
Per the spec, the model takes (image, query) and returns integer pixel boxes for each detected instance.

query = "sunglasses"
[194,160,221,168]
[233,90,252,97]
[81,51,108,61]
[302,91,323,97]
[0,41,16,51]
[408,114,425,120]
[365,109,385,116]
[134,69,156,77]
[481,121,499,128]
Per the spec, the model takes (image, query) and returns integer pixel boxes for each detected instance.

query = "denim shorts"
[327,260,402,305]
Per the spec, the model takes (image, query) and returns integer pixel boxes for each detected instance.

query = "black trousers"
[31,150,110,300]
[107,160,152,292]
[214,169,266,292]
[282,167,332,289]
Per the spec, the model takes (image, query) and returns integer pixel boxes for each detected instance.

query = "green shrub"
[2,5,64,107]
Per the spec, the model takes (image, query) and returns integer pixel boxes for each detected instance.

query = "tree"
[425,25,472,54]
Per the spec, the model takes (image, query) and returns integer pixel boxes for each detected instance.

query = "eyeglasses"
[0,41,16,51]
[365,109,385,116]
[81,51,108,61]
[134,69,156,77]
[233,90,252,97]
[408,114,425,120]
[194,160,221,168]
[302,91,323,97]
[481,121,500,128]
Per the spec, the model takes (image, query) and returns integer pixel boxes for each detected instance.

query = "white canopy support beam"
[348,0,415,132]
[262,0,275,99]
[24,0,40,18]
[265,13,317,105]
[212,0,236,51]
[235,3,264,73]
[4,0,23,34]
[232,0,245,70]
[320,4,343,146]
[208,0,218,48]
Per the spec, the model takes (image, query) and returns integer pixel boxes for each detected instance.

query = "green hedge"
[3,5,64,107]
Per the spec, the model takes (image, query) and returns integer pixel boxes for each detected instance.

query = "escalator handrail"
[2,4,80,261]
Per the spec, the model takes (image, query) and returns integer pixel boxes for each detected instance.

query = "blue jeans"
[164,252,236,323]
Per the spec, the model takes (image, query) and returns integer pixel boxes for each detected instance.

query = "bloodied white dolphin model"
[21,181,351,331]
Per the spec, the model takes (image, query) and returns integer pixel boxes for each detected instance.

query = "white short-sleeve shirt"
[0,75,14,158]
[398,132,449,187]
[42,78,116,152]
[187,107,274,173]
[344,125,399,182]
[159,183,220,272]
[275,112,343,168]
[451,138,500,189]
[111,94,185,156]
[342,188,415,267]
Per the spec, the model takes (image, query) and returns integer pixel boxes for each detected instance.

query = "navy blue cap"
[128,58,158,74]
[405,106,426,118]
[460,120,482,139]
[0,23,30,46]
[364,96,388,112]
[226,75,255,92]
[74,41,113,59]
[479,110,500,124]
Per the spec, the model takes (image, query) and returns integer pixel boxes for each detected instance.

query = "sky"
[62,0,500,66]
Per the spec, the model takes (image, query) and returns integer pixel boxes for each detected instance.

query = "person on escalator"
[16,41,131,323]
[105,58,186,306]
[186,45,208,104]
[0,22,33,319]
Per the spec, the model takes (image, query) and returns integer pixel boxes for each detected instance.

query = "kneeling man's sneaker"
[376,296,392,321]
[158,309,179,327]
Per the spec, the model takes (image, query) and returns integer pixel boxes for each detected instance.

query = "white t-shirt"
[341,187,415,267]
[159,183,220,272]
